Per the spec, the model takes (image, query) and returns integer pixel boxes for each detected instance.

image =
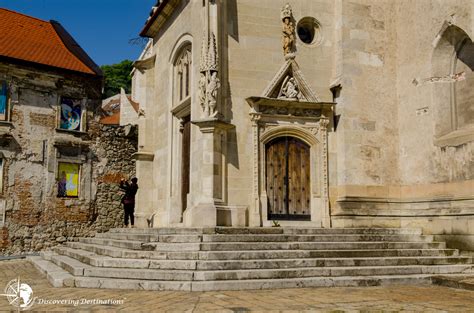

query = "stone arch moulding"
[260,125,320,146]
[432,22,474,147]
[168,33,193,64]
[255,119,330,228]
[166,33,193,226]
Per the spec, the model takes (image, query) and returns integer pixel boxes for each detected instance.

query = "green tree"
[100,60,134,99]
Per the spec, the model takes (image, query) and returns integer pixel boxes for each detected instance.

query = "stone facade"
[133,1,474,249]
[0,63,138,255]
[0,61,99,254]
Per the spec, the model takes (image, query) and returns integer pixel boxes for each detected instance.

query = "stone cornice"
[140,0,181,38]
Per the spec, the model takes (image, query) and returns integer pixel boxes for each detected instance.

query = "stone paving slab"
[0,259,473,312]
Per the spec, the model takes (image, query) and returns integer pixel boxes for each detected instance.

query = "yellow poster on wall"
[57,163,79,197]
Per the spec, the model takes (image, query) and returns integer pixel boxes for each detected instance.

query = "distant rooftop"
[100,92,139,125]
[0,8,102,75]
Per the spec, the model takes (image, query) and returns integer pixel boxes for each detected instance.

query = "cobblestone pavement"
[0,260,473,312]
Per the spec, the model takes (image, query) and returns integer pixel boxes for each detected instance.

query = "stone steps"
[195,256,471,270]
[66,241,460,260]
[95,233,203,243]
[54,246,197,269]
[28,227,474,291]
[78,238,156,250]
[95,232,435,243]
[199,248,460,260]
[201,234,434,242]
[29,255,463,292]
[189,274,433,291]
[196,241,446,251]
[66,241,199,259]
[192,265,474,281]
[81,237,447,252]
[53,246,470,270]
[43,253,474,282]
[28,256,74,287]
[71,274,434,291]
[107,227,423,235]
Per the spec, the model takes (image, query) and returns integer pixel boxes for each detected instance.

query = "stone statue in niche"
[206,71,220,117]
[278,76,300,100]
[281,3,295,56]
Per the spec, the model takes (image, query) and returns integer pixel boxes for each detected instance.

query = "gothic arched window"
[175,46,192,103]
[432,24,474,145]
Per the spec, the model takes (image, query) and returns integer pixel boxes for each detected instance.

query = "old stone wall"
[0,62,136,255]
[92,124,138,232]
[395,0,474,185]
[331,0,474,250]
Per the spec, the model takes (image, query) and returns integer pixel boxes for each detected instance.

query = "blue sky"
[0,0,156,65]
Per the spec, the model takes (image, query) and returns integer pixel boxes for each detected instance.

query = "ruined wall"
[0,62,135,255]
[92,124,138,232]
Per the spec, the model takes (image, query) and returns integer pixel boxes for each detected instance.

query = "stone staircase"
[28,227,474,291]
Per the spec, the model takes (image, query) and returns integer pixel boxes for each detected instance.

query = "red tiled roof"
[102,98,121,114]
[100,112,120,125]
[0,8,100,75]
[102,95,139,115]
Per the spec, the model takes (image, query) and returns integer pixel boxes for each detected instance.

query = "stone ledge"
[334,196,474,217]
[132,151,154,161]
[434,127,474,147]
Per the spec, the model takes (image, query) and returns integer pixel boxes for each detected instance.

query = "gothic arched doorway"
[265,136,311,220]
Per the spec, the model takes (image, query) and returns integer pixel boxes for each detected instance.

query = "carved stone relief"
[260,105,322,117]
[198,32,220,118]
[261,59,320,102]
[278,76,303,100]
[308,125,319,137]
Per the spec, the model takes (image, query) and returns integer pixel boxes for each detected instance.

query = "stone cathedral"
[131,0,474,250]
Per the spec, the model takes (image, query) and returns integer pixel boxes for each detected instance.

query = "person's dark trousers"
[124,203,135,226]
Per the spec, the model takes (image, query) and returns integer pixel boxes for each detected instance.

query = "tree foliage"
[100,60,134,99]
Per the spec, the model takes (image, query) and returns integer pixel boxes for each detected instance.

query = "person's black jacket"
[120,181,138,204]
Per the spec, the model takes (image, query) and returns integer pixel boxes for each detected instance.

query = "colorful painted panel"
[57,162,80,197]
[60,98,82,131]
[0,159,3,193]
[0,81,7,121]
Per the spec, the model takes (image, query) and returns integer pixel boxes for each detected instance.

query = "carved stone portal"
[246,40,335,226]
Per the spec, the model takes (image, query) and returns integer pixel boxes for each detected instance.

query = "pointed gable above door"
[262,58,320,102]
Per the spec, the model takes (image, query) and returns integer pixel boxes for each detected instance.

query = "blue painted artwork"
[60,98,82,131]
[0,81,7,120]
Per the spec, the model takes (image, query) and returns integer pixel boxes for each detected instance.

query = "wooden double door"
[265,136,311,220]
